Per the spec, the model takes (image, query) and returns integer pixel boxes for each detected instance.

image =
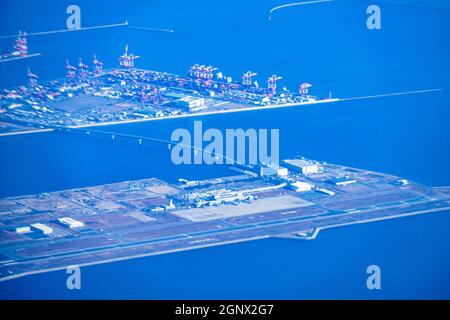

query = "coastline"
[0,98,339,137]
[0,87,442,138]
[1,205,449,283]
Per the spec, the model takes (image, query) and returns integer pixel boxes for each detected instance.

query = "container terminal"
[0,158,449,281]
[0,44,336,135]
[0,31,41,63]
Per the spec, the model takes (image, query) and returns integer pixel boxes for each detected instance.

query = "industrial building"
[177,96,205,110]
[31,223,53,235]
[194,192,253,208]
[283,159,320,175]
[165,92,206,110]
[16,226,31,234]
[57,217,84,228]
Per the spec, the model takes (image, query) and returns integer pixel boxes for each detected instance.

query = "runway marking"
[269,0,335,20]
[305,205,450,240]
[281,210,297,215]
[339,88,443,101]
[128,25,175,33]
[0,21,128,40]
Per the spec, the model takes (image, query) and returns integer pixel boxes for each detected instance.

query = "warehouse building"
[57,217,84,229]
[283,159,320,175]
[16,226,31,234]
[31,223,53,235]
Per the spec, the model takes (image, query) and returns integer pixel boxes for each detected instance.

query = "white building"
[275,165,288,177]
[290,181,313,192]
[31,223,53,235]
[58,217,84,229]
[283,159,320,175]
[16,226,31,234]
[178,96,205,110]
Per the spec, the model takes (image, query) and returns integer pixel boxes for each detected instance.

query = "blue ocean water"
[0,0,449,299]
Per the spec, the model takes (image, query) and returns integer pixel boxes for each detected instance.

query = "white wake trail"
[269,0,335,20]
